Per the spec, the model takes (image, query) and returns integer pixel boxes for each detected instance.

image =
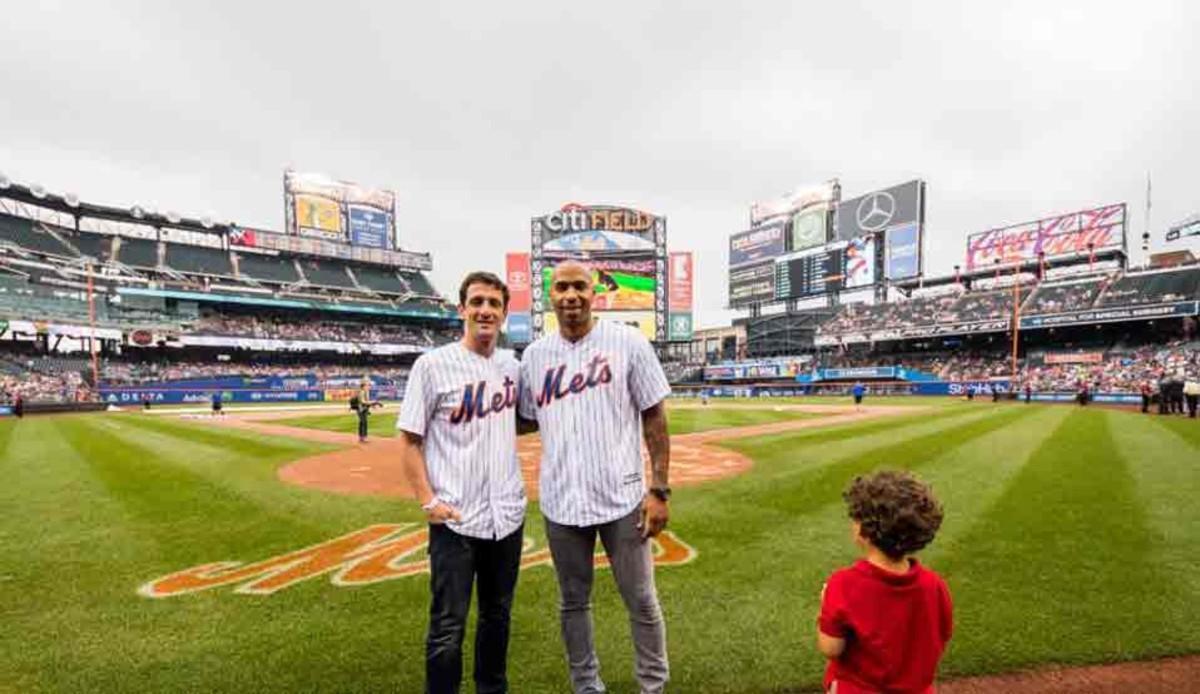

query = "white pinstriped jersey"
[397,342,526,540]
[519,319,672,527]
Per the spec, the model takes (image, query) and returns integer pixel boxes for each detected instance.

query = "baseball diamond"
[2,400,1198,692]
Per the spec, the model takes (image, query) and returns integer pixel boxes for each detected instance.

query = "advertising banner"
[505,313,532,344]
[294,195,343,238]
[229,224,430,271]
[885,222,921,280]
[835,179,923,241]
[99,389,327,405]
[729,260,776,306]
[668,252,694,341]
[668,252,693,312]
[348,206,390,249]
[729,222,786,268]
[1043,352,1105,365]
[965,203,1126,270]
[1019,301,1198,329]
[506,252,532,312]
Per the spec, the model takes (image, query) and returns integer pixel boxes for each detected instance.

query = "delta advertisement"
[965,203,1126,270]
[531,204,667,341]
[98,374,404,405]
[284,170,397,250]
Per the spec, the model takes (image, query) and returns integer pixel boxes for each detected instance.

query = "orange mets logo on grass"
[139,524,697,597]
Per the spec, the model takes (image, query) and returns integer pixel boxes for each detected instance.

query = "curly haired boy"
[817,470,953,694]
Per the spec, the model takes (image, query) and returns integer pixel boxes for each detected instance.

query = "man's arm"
[639,401,670,539]
[641,402,669,488]
[399,430,460,524]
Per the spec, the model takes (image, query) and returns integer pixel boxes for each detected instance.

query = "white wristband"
[421,497,442,512]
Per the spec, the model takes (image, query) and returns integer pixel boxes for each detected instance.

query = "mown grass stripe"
[56,417,327,564]
[1105,411,1200,652]
[719,402,982,452]
[109,413,337,457]
[938,409,1178,676]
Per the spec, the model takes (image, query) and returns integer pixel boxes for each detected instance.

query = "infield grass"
[0,402,1196,693]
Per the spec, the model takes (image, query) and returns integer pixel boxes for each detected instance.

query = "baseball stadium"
[0,163,1197,694]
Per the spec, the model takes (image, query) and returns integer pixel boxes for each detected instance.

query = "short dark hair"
[458,271,509,309]
[843,470,944,561]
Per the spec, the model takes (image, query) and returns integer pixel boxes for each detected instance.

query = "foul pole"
[87,263,99,388]
[1010,267,1021,385]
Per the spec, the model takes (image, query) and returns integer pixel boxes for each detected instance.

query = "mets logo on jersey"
[537,355,613,408]
[449,376,517,424]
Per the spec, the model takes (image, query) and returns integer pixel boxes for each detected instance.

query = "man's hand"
[424,500,462,525]
[638,494,669,539]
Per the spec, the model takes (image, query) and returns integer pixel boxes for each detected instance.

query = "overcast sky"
[2,1,1197,328]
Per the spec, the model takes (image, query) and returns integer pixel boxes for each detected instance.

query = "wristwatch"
[649,486,671,502]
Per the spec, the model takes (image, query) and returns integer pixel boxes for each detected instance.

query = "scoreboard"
[774,246,845,300]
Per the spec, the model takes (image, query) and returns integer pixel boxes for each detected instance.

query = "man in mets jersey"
[399,271,525,694]
[519,260,673,694]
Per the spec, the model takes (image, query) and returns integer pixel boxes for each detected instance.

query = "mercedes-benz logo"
[855,191,896,232]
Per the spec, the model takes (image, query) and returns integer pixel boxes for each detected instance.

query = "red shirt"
[818,559,953,694]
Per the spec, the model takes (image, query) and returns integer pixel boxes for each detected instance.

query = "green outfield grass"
[273,411,401,437]
[1,404,1197,692]
[269,406,824,439]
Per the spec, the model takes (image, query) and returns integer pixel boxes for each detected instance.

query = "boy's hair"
[844,470,944,561]
[458,271,509,310]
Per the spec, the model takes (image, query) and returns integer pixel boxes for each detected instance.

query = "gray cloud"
[2,1,1197,328]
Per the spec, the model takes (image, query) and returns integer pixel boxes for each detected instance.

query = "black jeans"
[426,523,524,694]
[1187,394,1198,418]
[357,410,369,439]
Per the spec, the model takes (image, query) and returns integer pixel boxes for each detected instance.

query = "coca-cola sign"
[965,203,1125,270]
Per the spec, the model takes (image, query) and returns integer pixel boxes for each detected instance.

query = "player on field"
[519,260,673,694]
[852,381,865,411]
[398,271,525,694]
[817,470,953,694]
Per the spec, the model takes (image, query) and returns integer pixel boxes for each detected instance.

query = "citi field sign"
[540,203,657,234]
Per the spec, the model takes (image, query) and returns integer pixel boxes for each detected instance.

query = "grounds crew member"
[350,377,381,443]
[398,271,524,694]
[519,260,672,694]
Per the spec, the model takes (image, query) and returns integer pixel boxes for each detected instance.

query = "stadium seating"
[299,259,355,289]
[164,244,234,277]
[116,238,159,269]
[1097,268,1200,307]
[0,214,76,257]
[236,252,301,284]
[352,265,406,294]
[1022,278,1106,314]
[401,270,439,297]
[69,233,113,262]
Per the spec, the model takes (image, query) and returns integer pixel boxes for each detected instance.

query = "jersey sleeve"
[817,572,850,638]
[628,330,672,411]
[518,351,538,420]
[397,356,434,436]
